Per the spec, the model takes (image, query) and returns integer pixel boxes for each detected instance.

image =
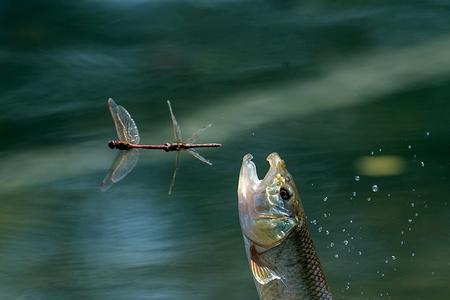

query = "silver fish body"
[238,153,332,300]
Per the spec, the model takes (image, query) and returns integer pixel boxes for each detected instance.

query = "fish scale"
[255,223,332,300]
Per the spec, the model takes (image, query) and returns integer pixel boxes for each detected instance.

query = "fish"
[237,152,333,300]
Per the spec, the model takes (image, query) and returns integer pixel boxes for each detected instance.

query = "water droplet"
[326,230,330,235]
[358,250,362,256]
[370,151,374,156]
[420,161,425,167]
[400,240,404,245]
[385,259,389,264]
[323,196,328,202]
[400,230,404,235]
[426,131,430,136]
[352,191,357,197]
[354,175,360,181]
[318,226,323,233]
[367,197,372,202]
[411,252,415,257]
[334,253,339,259]
[330,242,335,248]
[349,219,353,224]
[251,132,255,136]
[311,219,317,225]
[408,145,412,149]
[343,240,349,245]
[408,219,412,223]
[415,212,419,217]
[381,273,385,277]
[391,255,396,261]
[411,202,415,208]
[372,185,379,192]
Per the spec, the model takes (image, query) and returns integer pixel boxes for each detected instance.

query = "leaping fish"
[101,98,221,193]
[237,153,333,300]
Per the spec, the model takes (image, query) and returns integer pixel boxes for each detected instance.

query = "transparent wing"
[186,149,212,166]
[167,100,182,143]
[100,149,140,191]
[187,123,212,143]
[168,151,181,195]
[108,98,140,144]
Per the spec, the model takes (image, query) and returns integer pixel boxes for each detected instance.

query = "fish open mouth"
[238,152,287,211]
[238,152,298,249]
[239,152,285,191]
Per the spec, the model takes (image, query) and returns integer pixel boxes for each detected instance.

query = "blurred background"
[0,0,449,299]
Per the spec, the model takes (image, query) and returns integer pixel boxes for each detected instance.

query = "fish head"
[238,152,304,249]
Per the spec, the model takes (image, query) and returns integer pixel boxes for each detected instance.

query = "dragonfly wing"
[187,123,212,143]
[100,149,140,191]
[167,100,182,143]
[186,149,212,166]
[108,98,140,144]
[168,151,180,195]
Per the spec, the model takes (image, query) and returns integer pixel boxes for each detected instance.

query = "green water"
[1,1,449,299]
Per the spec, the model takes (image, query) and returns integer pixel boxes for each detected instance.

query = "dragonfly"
[101,98,221,194]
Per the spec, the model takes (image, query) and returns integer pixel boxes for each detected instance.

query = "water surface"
[1,1,449,299]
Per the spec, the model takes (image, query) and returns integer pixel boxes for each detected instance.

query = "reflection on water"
[355,156,406,176]
[1,1,449,299]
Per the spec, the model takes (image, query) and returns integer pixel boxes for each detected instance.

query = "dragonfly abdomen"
[164,143,222,151]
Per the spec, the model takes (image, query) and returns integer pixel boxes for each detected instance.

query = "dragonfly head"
[108,140,116,149]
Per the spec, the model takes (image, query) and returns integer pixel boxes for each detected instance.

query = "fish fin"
[250,245,282,285]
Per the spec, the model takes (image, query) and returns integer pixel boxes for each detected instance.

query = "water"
[1,1,450,299]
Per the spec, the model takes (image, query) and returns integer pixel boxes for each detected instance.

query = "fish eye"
[279,187,291,201]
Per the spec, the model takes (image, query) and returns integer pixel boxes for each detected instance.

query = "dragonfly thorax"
[109,140,130,150]
[164,142,184,152]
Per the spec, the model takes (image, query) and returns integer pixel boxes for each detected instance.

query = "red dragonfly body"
[101,98,221,194]
[108,140,221,151]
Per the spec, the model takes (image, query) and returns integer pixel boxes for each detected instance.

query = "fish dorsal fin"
[250,245,282,285]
